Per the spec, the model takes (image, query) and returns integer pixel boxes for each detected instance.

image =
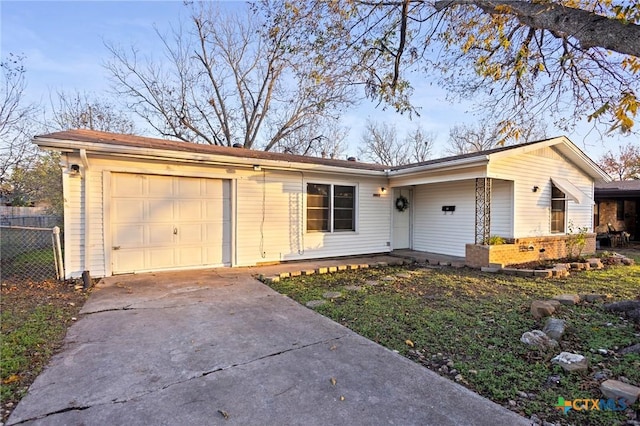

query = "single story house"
[594,180,640,243]
[33,130,610,278]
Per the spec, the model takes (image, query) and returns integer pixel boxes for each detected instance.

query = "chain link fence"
[1,226,64,282]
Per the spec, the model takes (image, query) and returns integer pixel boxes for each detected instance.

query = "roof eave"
[33,137,386,176]
[387,155,490,177]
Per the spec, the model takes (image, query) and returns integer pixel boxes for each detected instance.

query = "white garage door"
[111,173,231,274]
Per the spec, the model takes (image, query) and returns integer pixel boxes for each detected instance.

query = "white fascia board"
[33,137,385,177]
[387,155,489,177]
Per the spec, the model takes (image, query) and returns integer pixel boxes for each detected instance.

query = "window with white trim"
[306,183,355,232]
[551,183,566,233]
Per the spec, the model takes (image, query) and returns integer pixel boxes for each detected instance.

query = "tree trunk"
[434,0,640,57]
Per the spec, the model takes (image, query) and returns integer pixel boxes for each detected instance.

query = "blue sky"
[1,1,635,160]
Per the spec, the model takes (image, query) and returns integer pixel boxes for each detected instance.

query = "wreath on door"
[395,195,409,212]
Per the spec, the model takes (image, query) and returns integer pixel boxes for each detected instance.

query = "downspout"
[80,149,90,274]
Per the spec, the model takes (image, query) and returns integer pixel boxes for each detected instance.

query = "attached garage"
[110,173,231,274]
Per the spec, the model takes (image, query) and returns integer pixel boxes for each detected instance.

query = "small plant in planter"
[485,235,505,245]
[565,221,589,261]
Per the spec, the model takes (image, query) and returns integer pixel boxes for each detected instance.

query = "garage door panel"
[148,248,176,268]
[148,224,174,245]
[113,224,144,247]
[177,223,205,243]
[177,247,204,265]
[148,199,174,222]
[148,175,174,196]
[112,174,145,197]
[176,200,203,220]
[114,251,145,273]
[177,178,203,196]
[113,199,146,222]
[111,174,231,274]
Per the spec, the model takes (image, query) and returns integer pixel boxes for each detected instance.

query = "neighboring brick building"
[595,180,640,242]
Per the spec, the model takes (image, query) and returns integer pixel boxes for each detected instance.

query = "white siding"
[413,180,475,257]
[491,179,513,238]
[87,171,105,276]
[488,146,593,237]
[62,154,390,277]
[62,159,83,278]
[235,171,390,266]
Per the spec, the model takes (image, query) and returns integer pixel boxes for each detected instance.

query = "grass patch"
[269,262,640,425]
[0,279,87,422]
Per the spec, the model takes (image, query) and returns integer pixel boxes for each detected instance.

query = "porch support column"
[475,178,491,244]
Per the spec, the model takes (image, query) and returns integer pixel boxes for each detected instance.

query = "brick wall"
[465,234,596,268]
[596,200,624,233]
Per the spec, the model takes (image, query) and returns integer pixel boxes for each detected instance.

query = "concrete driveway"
[8,267,530,426]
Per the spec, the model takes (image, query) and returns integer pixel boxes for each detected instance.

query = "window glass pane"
[307,194,329,208]
[617,200,624,220]
[307,218,328,232]
[551,185,565,199]
[307,183,329,232]
[550,184,565,233]
[333,185,354,231]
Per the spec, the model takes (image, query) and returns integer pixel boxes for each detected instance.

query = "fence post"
[52,226,65,280]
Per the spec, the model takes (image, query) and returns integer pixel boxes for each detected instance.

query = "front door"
[392,188,412,249]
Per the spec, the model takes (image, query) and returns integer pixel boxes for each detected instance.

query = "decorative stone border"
[258,259,414,284]
[480,255,635,278]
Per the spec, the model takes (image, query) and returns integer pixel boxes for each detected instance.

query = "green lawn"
[0,279,86,421]
[269,257,640,426]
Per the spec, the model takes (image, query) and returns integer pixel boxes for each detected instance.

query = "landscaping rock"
[322,291,342,299]
[586,258,604,269]
[344,285,362,292]
[521,330,557,349]
[604,300,640,312]
[481,266,500,273]
[582,294,606,303]
[600,379,640,405]
[593,371,608,380]
[546,300,562,309]
[306,300,326,308]
[619,343,640,355]
[512,269,532,277]
[501,267,519,276]
[542,318,566,341]
[603,300,640,324]
[530,301,556,319]
[551,352,588,372]
[382,276,396,282]
[395,273,412,279]
[552,294,581,305]
[546,375,562,385]
[533,269,552,278]
[622,257,635,266]
[365,280,380,286]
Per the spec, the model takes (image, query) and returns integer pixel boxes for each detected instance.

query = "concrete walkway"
[8,260,530,426]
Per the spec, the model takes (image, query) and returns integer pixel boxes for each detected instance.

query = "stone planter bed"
[481,253,635,278]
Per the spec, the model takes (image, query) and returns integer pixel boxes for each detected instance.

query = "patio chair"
[607,223,629,247]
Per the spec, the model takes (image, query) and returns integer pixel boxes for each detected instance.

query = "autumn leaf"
[330,377,337,386]
[3,374,20,384]
[405,339,414,347]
